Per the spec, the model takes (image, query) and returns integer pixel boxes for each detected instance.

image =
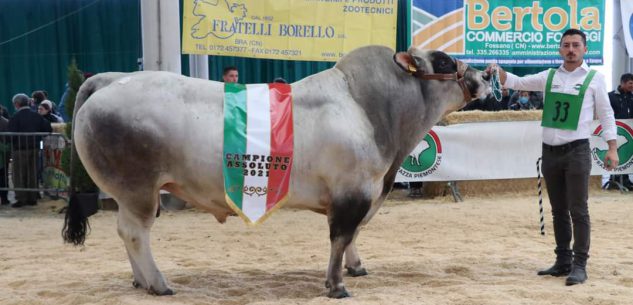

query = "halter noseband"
[399,57,473,102]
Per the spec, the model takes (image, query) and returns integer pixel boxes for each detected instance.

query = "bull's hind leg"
[325,195,371,298]
[344,195,385,277]
[344,231,368,277]
[117,194,173,295]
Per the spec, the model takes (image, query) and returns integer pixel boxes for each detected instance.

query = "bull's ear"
[393,52,424,75]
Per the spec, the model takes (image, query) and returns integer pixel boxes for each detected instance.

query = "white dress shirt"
[504,62,617,145]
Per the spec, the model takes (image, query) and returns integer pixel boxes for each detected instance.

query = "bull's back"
[74,72,227,200]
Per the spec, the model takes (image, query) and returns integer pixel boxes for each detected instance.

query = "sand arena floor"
[1,189,632,305]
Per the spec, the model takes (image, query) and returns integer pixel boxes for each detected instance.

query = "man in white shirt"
[489,29,619,286]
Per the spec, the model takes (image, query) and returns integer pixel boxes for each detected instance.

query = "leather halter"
[397,57,473,102]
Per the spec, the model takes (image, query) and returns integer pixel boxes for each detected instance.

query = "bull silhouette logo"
[401,130,442,176]
[191,0,247,40]
[591,121,633,172]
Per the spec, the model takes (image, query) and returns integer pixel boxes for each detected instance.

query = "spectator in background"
[31,90,47,111]
[0,115,9,205]
[497,88,512,110]
[58,72,93,122]
[531,91,544,109]
[0,105,9,119]
[58,83,70,122]
[38,100,63,123]
[222,66,239,83]
[603,73,633,189]
[509,90,539,110]
[8,93,52,208]
[273,77,287,84]
[31,90,61,116]
[608,73,633,119]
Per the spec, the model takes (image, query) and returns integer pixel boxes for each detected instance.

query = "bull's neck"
[339,66,448,162]
[397,82,448,158]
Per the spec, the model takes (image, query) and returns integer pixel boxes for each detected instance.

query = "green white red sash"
[223,83,294,224]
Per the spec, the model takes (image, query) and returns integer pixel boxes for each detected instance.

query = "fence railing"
[0,132,70,202]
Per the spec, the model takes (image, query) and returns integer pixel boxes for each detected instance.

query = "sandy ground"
[1,190,632,305]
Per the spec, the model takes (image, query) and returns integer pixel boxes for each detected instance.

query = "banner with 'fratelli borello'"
[412,0,605,66]
[182,0,397,61]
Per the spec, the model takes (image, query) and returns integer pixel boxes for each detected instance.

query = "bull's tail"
[62,73,127,245]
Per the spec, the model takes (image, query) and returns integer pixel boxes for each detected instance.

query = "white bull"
[63,46,490,298]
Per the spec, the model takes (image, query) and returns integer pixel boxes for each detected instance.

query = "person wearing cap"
[38,100,63,123]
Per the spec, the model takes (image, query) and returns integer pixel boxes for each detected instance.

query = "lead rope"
[536,157,545,235]
[491,67,503,102]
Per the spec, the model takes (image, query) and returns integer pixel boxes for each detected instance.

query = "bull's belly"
[162,175,327,223]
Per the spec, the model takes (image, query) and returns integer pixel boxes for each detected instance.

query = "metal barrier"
[0,132,70,203]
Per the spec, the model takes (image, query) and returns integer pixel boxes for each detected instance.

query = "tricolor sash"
[223,83,294,225]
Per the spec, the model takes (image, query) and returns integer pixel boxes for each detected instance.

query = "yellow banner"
[182,0,397,62]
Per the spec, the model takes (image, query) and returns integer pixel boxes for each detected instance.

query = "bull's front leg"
[325,196,371,298]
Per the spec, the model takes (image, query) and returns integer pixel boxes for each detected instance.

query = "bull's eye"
[430,51,456,73]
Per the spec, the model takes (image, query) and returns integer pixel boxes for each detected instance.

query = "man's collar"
[558,61,590,73]
[17,106,30,111]
[615,86,623,95]
[615,86,633,95]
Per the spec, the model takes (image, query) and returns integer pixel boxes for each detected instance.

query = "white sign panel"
[396,119,633,182]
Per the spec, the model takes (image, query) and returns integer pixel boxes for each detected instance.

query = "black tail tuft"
[62,194,90,246]
[61,75,98,246]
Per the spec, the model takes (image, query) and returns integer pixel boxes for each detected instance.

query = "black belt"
[542,139,589,152]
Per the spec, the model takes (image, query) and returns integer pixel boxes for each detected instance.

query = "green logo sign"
[591,121,633,172]
[399,130,442,179]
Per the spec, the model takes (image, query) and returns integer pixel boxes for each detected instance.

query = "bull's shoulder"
[292,68,351,106]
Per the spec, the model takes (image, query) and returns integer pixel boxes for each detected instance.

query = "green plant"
[65,58,84,120]
[62,59,98,193]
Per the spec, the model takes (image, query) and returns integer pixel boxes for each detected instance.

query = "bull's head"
[394,48,490,112]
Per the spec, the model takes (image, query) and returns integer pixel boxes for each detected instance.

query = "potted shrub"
[62,59,99,217]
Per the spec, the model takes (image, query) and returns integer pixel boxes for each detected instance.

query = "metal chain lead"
[491,67,503,102]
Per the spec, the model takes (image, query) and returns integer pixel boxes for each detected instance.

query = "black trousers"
[13,149,39,203]
[541,140,592,267]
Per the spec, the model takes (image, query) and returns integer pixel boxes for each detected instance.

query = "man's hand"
[485,63,507,85]
[604,139,620,171]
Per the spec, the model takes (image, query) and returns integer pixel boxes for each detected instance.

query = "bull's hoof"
[346,266,368,277]
[132,280,144,289]
[148,286,174,296]
[327,287,351,299]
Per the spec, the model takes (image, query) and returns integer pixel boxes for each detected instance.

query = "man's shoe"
[565,266,587,286]
[537,263,571,276]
